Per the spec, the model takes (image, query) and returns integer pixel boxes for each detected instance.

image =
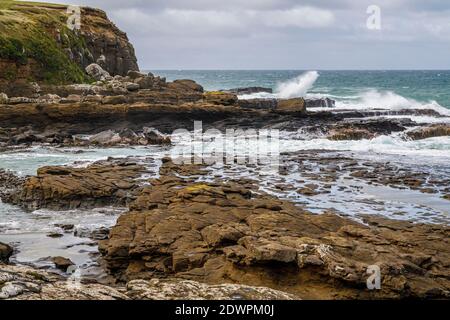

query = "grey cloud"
[24,0,450,69]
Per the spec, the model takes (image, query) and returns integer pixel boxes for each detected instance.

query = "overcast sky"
[27,0,450,70]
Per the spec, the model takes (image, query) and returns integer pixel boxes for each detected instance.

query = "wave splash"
[328,89,450,117]
[276,71,319,99]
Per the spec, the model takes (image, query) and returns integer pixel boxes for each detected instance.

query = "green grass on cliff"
[0,1,91,84]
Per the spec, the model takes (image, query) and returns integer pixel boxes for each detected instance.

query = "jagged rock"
[406,124,450,140]
[204,92,238,106]
[0,264,128,300]
[52,257,75,272]
[86,64,111,81]
[0,93,8,104]
[8,159,148,210]
[0,243,13,263]
[126,279,298,300]
[101,160,450,299]
[276,98,306,113]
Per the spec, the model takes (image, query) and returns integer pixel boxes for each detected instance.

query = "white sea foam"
[280,133,450,158]
[238,71,319,100]
[276,71,319,99]
[307,89,450,117]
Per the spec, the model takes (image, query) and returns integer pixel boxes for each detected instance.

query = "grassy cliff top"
[0,1,92,84]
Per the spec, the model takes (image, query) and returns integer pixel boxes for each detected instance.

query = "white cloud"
[258,7,335,28]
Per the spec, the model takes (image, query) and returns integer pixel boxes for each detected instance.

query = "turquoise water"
[150,70,450,109]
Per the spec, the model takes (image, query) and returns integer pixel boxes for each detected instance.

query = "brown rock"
[406,124,450,140]
[102,95,127,105]
[52,257,75,272]
[329,128,375,141]
[0,242,13,263]
[101,160,450,299]
[8,159,148,210]
[204,92,238,106]
[276,98,306,113]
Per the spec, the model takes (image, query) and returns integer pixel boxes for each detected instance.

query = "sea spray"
[276,71,319,99]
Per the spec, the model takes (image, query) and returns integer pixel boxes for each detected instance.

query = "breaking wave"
[276,71,319,99]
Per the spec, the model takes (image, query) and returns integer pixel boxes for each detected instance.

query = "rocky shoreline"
[1,69,449,299]
[1,1,449,301]
[1,157,449,299]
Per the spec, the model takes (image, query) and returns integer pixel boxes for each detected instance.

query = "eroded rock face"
[101,160,450,299]
[9,159,149,211]
[126,279,297,300]
[0,3,139,96]
[406,124,450,140]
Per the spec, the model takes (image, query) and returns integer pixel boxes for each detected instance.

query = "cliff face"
[0,1,139,95]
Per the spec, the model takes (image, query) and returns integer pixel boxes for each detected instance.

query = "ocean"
[150,70,450,112]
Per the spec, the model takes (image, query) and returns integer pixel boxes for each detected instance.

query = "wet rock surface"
[406,124,450,140]
[99,160,450,299]
[8,158,150,211]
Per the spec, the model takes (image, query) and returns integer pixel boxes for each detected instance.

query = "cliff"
[0,1,139,95]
